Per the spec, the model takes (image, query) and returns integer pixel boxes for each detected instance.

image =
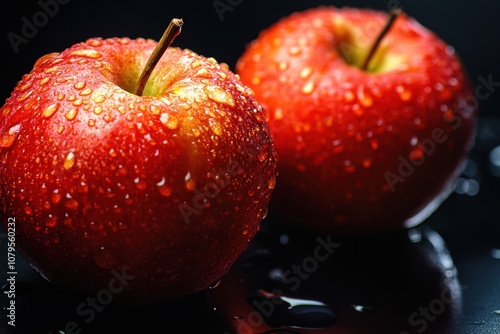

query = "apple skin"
[236,7,477,233]
[0,37,277,302]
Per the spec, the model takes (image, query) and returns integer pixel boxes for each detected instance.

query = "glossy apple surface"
[0,37,277,302]
[236,7,477,233]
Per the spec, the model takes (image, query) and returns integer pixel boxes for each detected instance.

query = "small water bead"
[160,113,178,130]
[301,81,315,94]
[43,103,60,118]
[65,198,79,210]
[62,151,76,170]
[204,85,235,107]
[0,124,21,148]
[70,49,102,59]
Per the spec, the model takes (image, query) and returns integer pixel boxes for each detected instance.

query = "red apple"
[0,20,277,302]
[236,7,477,233]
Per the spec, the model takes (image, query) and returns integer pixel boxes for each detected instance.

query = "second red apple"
[236,7,478,233]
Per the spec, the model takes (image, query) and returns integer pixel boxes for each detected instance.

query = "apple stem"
[360,7,401,71]
[134,18,184,96]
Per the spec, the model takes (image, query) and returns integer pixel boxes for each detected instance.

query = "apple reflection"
[206,214,463,334]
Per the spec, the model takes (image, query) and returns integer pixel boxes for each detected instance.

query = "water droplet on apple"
[65,198,79,210]
[79,88,92,96]
[204,85,235,107]
[70,49,102,59]
[301,81,315,94]
[93,95,106,103]
[64,108,78,121]
[0,124,21,148]
[396,85,412,101]
[43,103,60,118]
[194,68,211,78]
[158,185,173,197]
[108,148,118,157]
[74,81,86,90]
[257,150,267,162]
[278,61,288,71]
[134,177,147,191]
[46,216,58,227]
[208,118,223,136]
[51,190,62,204]
[88,119,96,127]
[78,181,89,194]
[93,247,117,269]
[190,60,202,69]
[63,151,76,169]
[268,176,276,189]
[87,39,103,47]
[445,45,455,56]
[410,148,424,161]
[362,159,372,168]
[160,113,178,130]
[357,86,373,107]
[289,46,302,56]
[299,67,312,79]
[370,139,379,150]
[24,205,33,216]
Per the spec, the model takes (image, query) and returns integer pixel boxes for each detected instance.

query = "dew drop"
[70,49,102,59]
[301,81,315,94]
[24,205,33,216]
[93,95,106,103]
[74,81,86,90]
[268,176,276,189]
[357,86,373,107]
[0,124,21,148]
[46,216,57,227]
[274,108,284,120]
[88,119,96,127]
[80,88,92,96]
[160,113,178,130]
[72,98,83,106]
[39,77,50,85]
[204,86,235,107]
[289,46,301,55]
[65,198,79,210]
[209,118,223,136]
[300,67,313,79]
[158,185,173,197]
[396,85,412,101]
[65,108,78,120]
[51,190,62,204]
[43,103,60,118]
[63,151,76,169]
[278,61,288,71]
[194,68,211,78]
[410,148,424,161]
[134,177,147,191]
[362,158,372,168]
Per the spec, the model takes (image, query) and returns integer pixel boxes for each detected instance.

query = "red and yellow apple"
[236,7,477,233]
[0,21,277,302]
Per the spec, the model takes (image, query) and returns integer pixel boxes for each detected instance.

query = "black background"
[1,0,499,333]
